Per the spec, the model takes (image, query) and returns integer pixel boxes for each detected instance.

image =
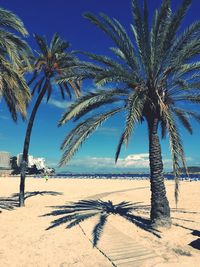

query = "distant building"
[0,151,11,175]
[17,153,46,170]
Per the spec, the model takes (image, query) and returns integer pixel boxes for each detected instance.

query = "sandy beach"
[0,177,199,267]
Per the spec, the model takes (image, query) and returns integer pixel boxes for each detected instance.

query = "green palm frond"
[0,8,32,120]
[152,0,194,77]
[173,108,192,134]
[58,89,127,126]
[150,0,171,69]
[175,94,200,103]
[167,21,200,65]
[84,12,139,72]
[80,51,129,71]
[59,107,123,167]
[161,0,192,54]
[33,34,48,56]
[0,8,28,36]
[177,62,200,78]
[50,32,70,54]
[94,69,135,87]
[172,108,200,125]
[131,0,146,63]
[164,109,188,205]
[115,92,145,162]
[0,30,31,68]
[160,117,167,139]
[185,110,200,123]
[0,57,30,120]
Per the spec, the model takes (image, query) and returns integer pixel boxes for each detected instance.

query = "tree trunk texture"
[148,118,171,228]
[19,79,49,207]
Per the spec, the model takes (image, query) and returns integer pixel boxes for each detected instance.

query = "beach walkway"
[81,217,161,267]
[81,185,161,266]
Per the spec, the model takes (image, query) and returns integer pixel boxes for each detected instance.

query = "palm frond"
[0,59,31,120]
[34,34,48,56]
[115,92,145,162]
[84,12,139,72]
[46,82,52,103]
[150,0,171,69]
[0,8,28,36]
[50,32,70,54]
[164,109,188,205]
[58,89,127,126]
[160,117,167,139]
[173,108,192,134]
[59,107,123,167]
[131,0,151,76]
[175,94,200,103]
[0,8,31,120]
[167,21,200,66]
[161,0,192,58]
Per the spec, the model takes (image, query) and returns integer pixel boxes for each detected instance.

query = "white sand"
[0,177,199,266]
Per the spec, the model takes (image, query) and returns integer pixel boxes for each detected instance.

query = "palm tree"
[0,7,31,120]
[19,33,81,207]
[58,0,200,227]
[44,199,138,246]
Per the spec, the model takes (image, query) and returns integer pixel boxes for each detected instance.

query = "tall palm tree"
[58,0,200,227]
[19,33,81,207]
[0,8,31,120]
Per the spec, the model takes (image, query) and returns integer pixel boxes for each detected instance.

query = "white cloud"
[97,127,120,136]
[47,99,71,109]
[0,115,9,120]
[64,153,175,172]
[117,153,149,168]
[67,153,150,170]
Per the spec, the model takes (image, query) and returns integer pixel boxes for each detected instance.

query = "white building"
[17,153,46,170]
[0,151,11,169]
[0,151,11,175]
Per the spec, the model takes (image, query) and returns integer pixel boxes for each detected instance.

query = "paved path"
[81,218,161,267]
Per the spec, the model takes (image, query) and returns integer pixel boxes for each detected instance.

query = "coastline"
[3,172,200,181]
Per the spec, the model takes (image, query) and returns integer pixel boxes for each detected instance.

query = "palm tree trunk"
[19,79,49,207]
[148,118,171,228]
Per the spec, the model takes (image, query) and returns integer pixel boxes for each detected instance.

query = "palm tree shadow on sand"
[188,230,200,250]
[0,191,62,211]
[43,199,161,246]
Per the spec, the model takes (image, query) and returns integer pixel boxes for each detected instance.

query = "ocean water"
[52,173,200,181]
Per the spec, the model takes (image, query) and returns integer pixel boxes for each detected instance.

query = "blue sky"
[0,0,200,173]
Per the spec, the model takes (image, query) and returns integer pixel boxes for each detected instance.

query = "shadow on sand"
[188,230,200,250]
[0,191,62,211]
[43,199,161,247]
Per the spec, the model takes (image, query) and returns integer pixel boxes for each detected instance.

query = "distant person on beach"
[44,174,49,182]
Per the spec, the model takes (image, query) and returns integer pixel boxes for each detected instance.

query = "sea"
[50,173,200,181]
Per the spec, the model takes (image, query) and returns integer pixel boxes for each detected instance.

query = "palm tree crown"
[0,7,32,120]
[29,33,81,100]
[58,0,200,205]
